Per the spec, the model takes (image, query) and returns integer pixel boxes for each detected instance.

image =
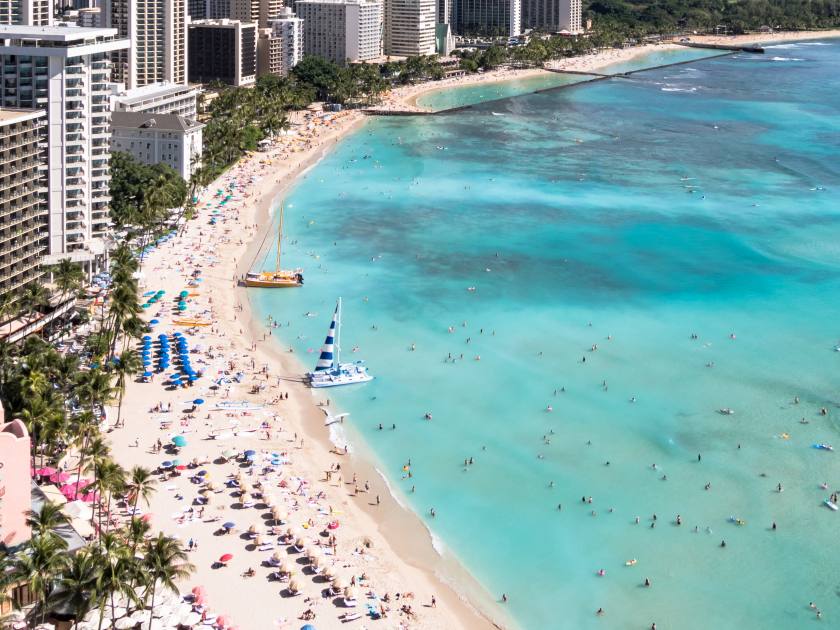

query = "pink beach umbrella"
[215,615,230,628]
[50,471,71,483]
[81,491,100,503]
[35,467,56,477]
[191,585,205,597]
[218,553,233,565]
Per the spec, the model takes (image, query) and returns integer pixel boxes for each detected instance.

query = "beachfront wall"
[0,417,31,548]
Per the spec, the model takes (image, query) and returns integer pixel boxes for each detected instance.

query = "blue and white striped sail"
[314,303,339,371]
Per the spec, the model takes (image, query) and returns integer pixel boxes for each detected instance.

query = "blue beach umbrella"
[142,335,152,341]
[143,371,153,377]
[223,522,235,529]
[193,399,204,405]
[161,460,173,468]
[244,450,256,457]
[150,319,159,325]
[172,436,187,447]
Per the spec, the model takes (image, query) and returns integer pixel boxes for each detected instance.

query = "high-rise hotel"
[103,0,188,88]
[0,26,128,270]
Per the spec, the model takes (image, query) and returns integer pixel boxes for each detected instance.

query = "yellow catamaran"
[243,204,303,288]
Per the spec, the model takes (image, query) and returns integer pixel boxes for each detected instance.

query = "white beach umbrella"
[114,617,137,630]
[153,605,173,619]
[130,609,151,624]
[180,611,201,626]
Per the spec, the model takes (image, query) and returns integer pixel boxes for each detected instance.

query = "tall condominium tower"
[0,109,46,299]
[521,0,580,33]
[188,19,257,86]
[0,26,129,270]
[231,0,282,27]
[383,0,435,56]
[454,0,520,37]
[296,0,382,65]
[0,0,52,26]
[104,0,188,88]
[257,6,303,77]
[436,0,451,23]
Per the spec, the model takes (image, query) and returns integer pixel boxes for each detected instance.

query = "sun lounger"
[339,612,362,623]
[258,543,274,551]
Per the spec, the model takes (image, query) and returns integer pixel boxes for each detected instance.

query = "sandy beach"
[105,106,506,630]
[100,28,840,630]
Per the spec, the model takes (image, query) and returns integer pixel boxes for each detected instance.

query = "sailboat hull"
[307,362,373,388]
[243,271,303,288]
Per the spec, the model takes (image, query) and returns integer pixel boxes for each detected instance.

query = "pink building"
[0,411,32,548]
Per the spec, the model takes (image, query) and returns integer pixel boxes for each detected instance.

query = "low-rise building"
[0,413,31,549]
[188,18,258,86]
[110,81,199,118]
[110,111,204,181]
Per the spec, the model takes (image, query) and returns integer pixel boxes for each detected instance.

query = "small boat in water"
[307,298,373,388]
[244,204,303,288]
[813,443,834,452]
[718,408,735,415]
[823,499,838,511]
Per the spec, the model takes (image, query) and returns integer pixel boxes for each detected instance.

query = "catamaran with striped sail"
[307,298,373,388]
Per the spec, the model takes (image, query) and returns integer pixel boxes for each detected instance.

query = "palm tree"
[96,459,126,535]
[126,466,157,516]
[0,290,18,338]
[18,395,61,470]
[142,534,194,630]
[73,368,114,427]
[19,281,50,318]
[26,500,70,544]
[111,349,141,427]
[10,534,68,623]
[54,549,101,629]
[51,258,85,302]
[75,434,109,501]
[94,532,136,627]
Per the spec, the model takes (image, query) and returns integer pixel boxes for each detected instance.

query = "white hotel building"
[296,0,383,65]
[0,26,129,269]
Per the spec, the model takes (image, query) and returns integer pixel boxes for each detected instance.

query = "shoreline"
[233,120,512,630]
[105,29,840,629]
[109,105,507,630]
[380,29,840,113]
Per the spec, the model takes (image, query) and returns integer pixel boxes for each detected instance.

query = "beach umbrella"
[142,334,152,340]
[300,625,316,630]
[49,471,71,483]
[343,586,356,601]
[288,578,300,593]
[172,458,180,466]
[81,491,100,503]
[222,449,236,458]
[171,435,187,447]
[130,610,151,624]
[223,521,235,529]
[197,470,208,476]
[219,553,233,564]
[36,466,56,476]
[161,460,173,468]
[193,398,205,405]
[143,371,153,378]
[243,449,256,457]
[181,612,201,626]
[191,585,206,596]
[113,617,136,630]
[215,615,230,627]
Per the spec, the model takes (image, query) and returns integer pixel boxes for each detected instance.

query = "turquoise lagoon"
[416,47,723,112]
[250,42,840,629]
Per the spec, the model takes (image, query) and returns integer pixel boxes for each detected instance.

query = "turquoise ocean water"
[251,42,840,629]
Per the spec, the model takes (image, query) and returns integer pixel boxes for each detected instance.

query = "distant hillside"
[585,0,840,34]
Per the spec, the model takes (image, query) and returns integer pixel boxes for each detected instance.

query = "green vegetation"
[585,0,840,35]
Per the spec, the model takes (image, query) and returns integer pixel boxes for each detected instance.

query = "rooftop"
[0,108,44,124]
[0,24,119,41]
[111,111,204,132]
[113,81,198,105]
